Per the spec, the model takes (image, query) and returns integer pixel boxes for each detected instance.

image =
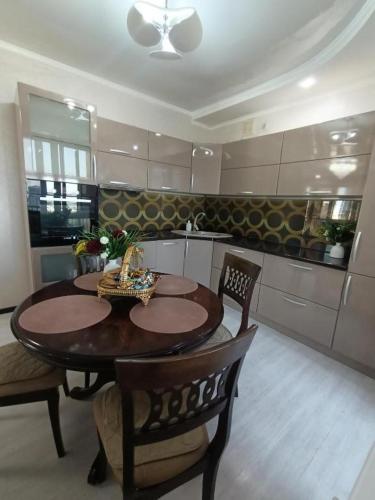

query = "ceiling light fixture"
[127,0,202,60]
[298,76,317,89]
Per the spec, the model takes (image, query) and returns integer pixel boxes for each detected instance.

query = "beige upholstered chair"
[0,341,67,457]
[88,326,258,499]
[199,252,261,349]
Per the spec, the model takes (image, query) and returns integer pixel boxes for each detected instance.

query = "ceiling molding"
[208,72,375,132]
[191,0,375,123]
[0,39,192,117]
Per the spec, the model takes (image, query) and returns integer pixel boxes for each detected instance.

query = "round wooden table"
[10,277,224,399]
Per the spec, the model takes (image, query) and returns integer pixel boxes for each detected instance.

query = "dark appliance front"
[27,179,98,247]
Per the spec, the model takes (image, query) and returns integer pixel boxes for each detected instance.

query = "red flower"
[86,239,101,255]
[112,229,124,239]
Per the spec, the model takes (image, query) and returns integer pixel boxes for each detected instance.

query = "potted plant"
[75,228,141,273]
[317,220,357,258]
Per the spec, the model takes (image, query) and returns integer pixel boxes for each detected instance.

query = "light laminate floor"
[0,308,374,500]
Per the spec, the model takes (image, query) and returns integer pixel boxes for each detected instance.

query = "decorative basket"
[97,245,158,305]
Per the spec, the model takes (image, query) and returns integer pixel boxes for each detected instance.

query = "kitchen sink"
[171,230,233,239]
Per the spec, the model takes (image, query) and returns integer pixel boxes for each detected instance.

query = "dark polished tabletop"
[11,278,224,373]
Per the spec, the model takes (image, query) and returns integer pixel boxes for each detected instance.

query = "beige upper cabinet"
[333,273,375,370]
[282,112,375,163]
[220,164,279,196]
[222,132,283,169]
[96,151,147,190]
[148,162,191,193]
[277,155,370,197]
[191,143,222,194]
[148,131,192,167]
[349,145,375,277]
[97,117,148,159]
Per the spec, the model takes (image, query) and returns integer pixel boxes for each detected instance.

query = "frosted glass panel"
[27,137,91,179]
[29,94,90,146]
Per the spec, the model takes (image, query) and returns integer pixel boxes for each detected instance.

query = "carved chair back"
[218,252,261,335]
[115,325,258,498]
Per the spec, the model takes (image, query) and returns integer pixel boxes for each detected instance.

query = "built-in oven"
[26,179,98,289]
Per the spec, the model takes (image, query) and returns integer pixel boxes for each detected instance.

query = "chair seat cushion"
[93,384,209,488]
[0,342,65,397]
[195,324,233,351]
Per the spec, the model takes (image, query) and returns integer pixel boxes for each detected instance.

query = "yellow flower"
[75,240,87,255]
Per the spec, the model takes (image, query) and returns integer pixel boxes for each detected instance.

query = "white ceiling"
[0,0,374,127]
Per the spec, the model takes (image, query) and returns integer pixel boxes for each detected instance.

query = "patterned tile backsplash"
[99,189,361,250]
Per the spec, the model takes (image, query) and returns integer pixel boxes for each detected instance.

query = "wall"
[0,104,32,308]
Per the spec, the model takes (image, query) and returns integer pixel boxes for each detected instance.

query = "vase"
[329,242,345,259]
[79,255,105,274]
[103,258,122,273]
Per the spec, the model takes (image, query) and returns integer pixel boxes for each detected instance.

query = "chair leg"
[47,388,66,458]
[202,459,221,500]
[88,432,107,485]
[84,372,91,389]
[63,379,70,397]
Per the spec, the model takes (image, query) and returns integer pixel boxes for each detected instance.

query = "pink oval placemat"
[156,275,198,295]
[19,295,112,334]
[130,297,208,334]
[74,272,103,291]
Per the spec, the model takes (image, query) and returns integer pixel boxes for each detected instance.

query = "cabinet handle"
[343,274,352,306]
[305,190,333,195]
[230,248,245,254]
[351,231,362,262]
[162,242,177,246]
[281,295,307,307]
[238,191,253,195]
[161,186,173,190]
[92,153,97,180]
[288,263,313,271]
[109,148,131,156]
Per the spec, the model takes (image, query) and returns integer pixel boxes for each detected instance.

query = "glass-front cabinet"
[18,83,97,183]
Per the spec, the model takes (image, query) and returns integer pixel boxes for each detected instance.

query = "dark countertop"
[140,230,348,271]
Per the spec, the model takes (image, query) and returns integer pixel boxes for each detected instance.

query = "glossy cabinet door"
[222,132,283,169]
[183,239,213,287]
[149,131,192,167]
[191,144,222,194]
[282,112,375,163]
[333,273,375,369]
[97,117,148,159]
[212,242,264,282]
[96,151,147,190]
[155,240,185,275]
[277,155,369,197]
[210,267,260,313]
[137,241,157,270]
[148,162,191,193]
[220,165,279,195]
[258,285,337,347]
[349,146,375,277]
[261,254,345,309]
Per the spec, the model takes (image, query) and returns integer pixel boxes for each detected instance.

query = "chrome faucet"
[193,212,206,231]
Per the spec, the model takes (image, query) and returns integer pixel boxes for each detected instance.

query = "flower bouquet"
[317,220,356,258]
[74,228,141,273]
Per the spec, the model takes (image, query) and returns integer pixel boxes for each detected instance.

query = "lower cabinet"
[333,273,375,370]
[257,285,337,347]
[210,266,260,313]
[155,240,185,275]
[183,239,213,287]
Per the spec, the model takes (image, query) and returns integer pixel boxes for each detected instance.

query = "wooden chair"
[88,325,258,499]
[0,341,67,457]
[203,252,261,348]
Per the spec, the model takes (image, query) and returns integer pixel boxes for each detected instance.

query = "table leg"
[70,372,115,400]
